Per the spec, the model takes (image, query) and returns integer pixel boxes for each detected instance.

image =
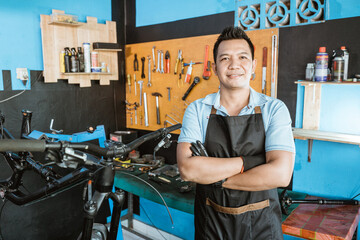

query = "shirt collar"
[202,87,268,111]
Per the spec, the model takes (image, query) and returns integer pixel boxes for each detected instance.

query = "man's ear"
[252,59,257,73]
[212,62,217,76]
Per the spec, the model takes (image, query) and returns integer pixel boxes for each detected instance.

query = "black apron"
[195,106,283,240]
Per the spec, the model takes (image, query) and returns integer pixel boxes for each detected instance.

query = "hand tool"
[143,92,149,126]
[156,50,161,72]
[127,74,131,93]
[134,54,139,71]
[134,102,139,125]
[164,120,175,127]
[152,92,163,125]
[165,51,170,73]
[184,62,202,84]
[166,87,171,101]
[152,46,156,72]
[134,73,137,96]
[160,51,164,74]
[165,114,180,124]
[141,57,145,79]
[271,35,278,98]
[202,45,211,80]
[139,109,143,125]
[138,80,144,106]
[174,50,182,75]
[147,56,152,87]
[262,47,268,95]
[182,76,200,100]
[180,58,184,79]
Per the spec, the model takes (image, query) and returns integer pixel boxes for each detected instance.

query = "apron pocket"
[206,198,270,215]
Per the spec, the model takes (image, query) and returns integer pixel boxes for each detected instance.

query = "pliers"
[174,50,182,75]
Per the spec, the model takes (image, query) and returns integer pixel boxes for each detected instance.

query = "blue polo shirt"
[178,88,295,153]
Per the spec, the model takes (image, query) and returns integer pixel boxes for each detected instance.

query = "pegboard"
[125,28,278,132]
[40,9,119,87]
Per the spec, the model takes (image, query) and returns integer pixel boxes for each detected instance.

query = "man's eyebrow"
[218,51,250,58]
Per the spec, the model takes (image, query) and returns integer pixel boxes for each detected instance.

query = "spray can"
[332,56,344,82]
[77,47,85,72]
[70,48,79,72]
[340,46,349,80]
[59,50,65,73]
[64,47,71,73]
[83,43,91,73]
[314,47,328,82]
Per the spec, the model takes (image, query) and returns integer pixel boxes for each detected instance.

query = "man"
[177,26,295,240]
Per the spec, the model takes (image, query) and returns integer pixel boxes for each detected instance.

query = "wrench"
[182,76,200,101]
[156,50,161,72]
[147,56,152,87]
[141,57,145,79]
[160,51,164,74]
[152,46,156,72]
[138,80,144,106]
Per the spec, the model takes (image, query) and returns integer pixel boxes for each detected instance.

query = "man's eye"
[240,56,248,59]
[220,57,229,61]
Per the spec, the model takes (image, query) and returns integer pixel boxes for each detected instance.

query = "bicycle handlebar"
[0,124,181,205]
[0,124,182,158]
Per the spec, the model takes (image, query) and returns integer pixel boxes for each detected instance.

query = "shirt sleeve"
[178,102,203,143]
[265,100,295,153]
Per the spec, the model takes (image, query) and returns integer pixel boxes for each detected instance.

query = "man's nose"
[228,58,241,69]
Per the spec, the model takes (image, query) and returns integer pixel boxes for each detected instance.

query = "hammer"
[152,92,162,125]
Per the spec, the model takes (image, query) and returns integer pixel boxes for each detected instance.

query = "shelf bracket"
[307,139,313,162]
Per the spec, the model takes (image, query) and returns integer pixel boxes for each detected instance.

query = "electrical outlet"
[16,68,29,80]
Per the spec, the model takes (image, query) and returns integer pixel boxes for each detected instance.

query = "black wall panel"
[278,17,360,124]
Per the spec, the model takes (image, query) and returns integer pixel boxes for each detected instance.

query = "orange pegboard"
[124,28,278,132]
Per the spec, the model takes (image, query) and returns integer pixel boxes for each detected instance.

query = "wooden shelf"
[94,48,122,52]
[48,21,83,27]
[293,128,360,146]
[295,80,360,85]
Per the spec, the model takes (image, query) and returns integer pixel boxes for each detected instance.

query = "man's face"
[213,39,256,90]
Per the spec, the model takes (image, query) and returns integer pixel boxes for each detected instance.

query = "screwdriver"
[127,74,131,93]
[165,51,170,73]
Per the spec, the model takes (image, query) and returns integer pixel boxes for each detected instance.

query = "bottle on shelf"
[77,47,85,72]
[83,43,91,73]
[64,47,71,73]
[70,48,79,72]
[59,50,65,73]
[340,46,349,80]
[314,47,328,82]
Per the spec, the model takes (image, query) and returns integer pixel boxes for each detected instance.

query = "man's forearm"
[179,155,243,184]
[223,151,294,191]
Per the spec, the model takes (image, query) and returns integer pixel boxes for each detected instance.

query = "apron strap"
[254,106,262,131]
[254,106,261,114]
[211,106,217,115]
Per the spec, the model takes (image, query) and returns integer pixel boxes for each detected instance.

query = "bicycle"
[0,110,181,240]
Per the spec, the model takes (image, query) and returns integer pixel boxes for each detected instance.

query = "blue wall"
[135,0,234,27]
[0,0,111,91]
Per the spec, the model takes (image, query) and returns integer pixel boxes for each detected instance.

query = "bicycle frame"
[0,110,181,240]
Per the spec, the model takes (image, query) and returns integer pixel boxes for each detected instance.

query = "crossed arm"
[176,142,295,191]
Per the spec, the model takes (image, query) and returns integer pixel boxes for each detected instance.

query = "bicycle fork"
[82,166,126,240]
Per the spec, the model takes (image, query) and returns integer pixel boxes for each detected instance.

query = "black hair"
[213,26,254,63]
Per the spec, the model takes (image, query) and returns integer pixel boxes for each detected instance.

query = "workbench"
[114,167,360,240]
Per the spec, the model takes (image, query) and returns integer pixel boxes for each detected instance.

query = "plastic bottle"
[83,43,91,73]
[314,47,328,82]
[59,50,65,73]
[340,46,349,80]
[77,47,85,72]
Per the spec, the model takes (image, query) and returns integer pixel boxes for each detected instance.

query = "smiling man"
[177,26,295,240]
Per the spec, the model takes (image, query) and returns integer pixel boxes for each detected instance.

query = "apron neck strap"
[211,106,217,115]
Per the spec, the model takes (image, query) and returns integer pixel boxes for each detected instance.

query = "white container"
[341,46,349,80]
[83,43,91,73]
